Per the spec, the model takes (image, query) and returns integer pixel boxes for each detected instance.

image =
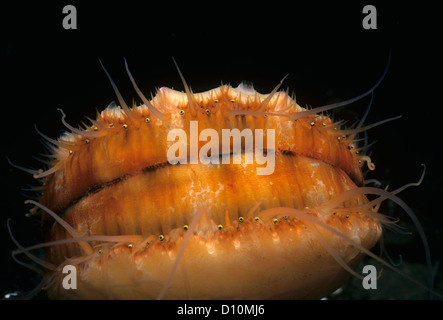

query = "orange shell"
[36,82,381,299]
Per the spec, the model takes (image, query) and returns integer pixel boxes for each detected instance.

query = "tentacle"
[172,57,199,118]
[356,91,374,129]
[24,200,94,255]
[351,165,426,211]
[7,219,56,272]
[124,59,170,121]
[379,234,404,267]
[337,115,402,136]
[255,74,289,112]
[12,235,145,255]
[34,124,76,149]
[7,157,40,176]
[358,155,376,170]
[58,108,102,138]
[285,51,392,121]
[364,178,382,187]
[156,206,207,300]
[99,59,138,123]
[354,141,376,154]
[32,162,64,179]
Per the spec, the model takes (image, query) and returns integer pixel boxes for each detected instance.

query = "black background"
[1,0,442,304]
